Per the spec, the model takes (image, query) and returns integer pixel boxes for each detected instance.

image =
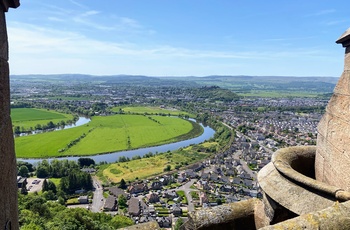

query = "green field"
[98,143,211,183]
[15,114,202,158]
[113,106,193,117]
[11,108,73,130]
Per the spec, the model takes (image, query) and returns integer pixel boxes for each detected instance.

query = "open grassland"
[11,108,73,130]
[15,114,201,158]
[112,106,194,117]
[98,143,213,183]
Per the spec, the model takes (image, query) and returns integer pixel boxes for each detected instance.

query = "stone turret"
[0,1,20,229]
[315,27,350,190]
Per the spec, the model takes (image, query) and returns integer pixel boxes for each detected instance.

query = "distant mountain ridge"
[11,74,338,97]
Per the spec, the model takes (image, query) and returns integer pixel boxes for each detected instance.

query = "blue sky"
[5,0,350,77]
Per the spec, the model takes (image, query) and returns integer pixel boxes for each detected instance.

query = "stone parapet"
[260,201,350,230]
[121,221,161,230]
[181,199,261,230]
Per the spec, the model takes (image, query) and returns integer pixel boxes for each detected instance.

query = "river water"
[17,118,215,164]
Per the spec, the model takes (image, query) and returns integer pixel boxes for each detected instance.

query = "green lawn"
[15,114,199,158]
[48,178,61,187]
[11,108,73,130]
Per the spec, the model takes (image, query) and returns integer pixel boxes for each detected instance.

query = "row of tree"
[18,193,134,229]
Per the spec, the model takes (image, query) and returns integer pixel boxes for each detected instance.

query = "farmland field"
[11,108,73,130]
[15,114,202,158]
[112,106,193,117]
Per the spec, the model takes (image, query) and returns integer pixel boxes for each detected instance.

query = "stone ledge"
[121,221,161,230]
[258,161,335,215]
[260,201,350,230]
[272,146,342,197]
[181,198,261,230]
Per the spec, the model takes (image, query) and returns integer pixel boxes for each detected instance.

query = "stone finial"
[336,28,350,48]
[0,0,19,12]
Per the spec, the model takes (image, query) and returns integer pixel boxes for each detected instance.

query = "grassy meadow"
[112,106,193,117]
[12,108,73,130]
[97,142,217,183]
[15,114,201,158]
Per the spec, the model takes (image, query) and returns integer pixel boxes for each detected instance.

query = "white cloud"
[6,22,340,76]
[305,9,336,17]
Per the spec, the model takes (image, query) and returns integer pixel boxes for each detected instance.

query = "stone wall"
[0,1,20,229]
[315,29,350,191]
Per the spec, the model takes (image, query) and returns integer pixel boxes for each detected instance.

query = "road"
[91,177,104,212]
[221,124,259,180]
[232,151,257,180]
[176,179,198,212]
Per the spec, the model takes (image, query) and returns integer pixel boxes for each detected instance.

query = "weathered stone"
[333,71,350,94]
[121,221,161,230]
[0,2,20,229]
[181,199,260,230]
[315,27,350,192]
[258,161,335,216]
[260,201,350,230]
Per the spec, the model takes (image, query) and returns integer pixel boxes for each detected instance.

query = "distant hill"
[163,75,338,97]
[11,74,338,98]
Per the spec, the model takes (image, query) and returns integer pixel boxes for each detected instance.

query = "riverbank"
[17,117,215,163]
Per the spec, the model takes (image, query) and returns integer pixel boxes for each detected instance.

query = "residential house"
[190,163,204,172]
[220,175,230,183]
[160,175,174,185]
[104,195,117,211]
[151,181,162,190]
[128,197,141,216]
[128,183,148,194]
[172,204,182,217]
[243,179,253,189]
[219,185,234,193]
[200,172,209,180]
[17,176,27,188]
[177,174,186,183]
[156,217,172,228]
[78,196,89,204]
[185,169,197,179]
[209,173,219,182]
[163,190,178,200]
[146,192,160,203]
[109,187,128,198]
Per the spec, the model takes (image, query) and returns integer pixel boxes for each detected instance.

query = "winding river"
[17,117,215,164]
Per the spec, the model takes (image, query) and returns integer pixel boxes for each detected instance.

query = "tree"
[17,161,34,172]
[78,158,95,168]
[59,170,92,194]
[42,190,57,201]
[47,180,57,194]
[14,126,21,134]
[118,194,127,209]
[110,215,133,229]
[174,218,184,230]
[18,165,29,177]
[42,179,49,192]
[164,165,171,172]
[119,178,127,189]
[21,180,28,195]
[36,166,49,178]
